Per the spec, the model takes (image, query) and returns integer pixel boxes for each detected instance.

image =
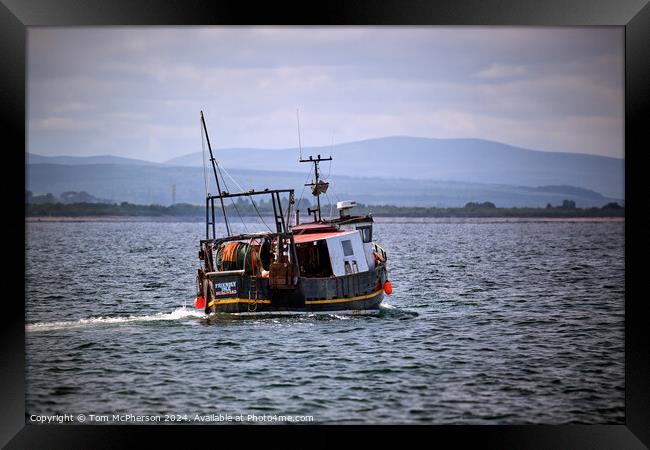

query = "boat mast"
[200,110,231,236]
[300,154,332,222]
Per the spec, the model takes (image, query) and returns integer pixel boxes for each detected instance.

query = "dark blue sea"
[25,218,625,424]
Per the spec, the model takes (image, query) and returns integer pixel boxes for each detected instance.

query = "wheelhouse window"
[341,239,354,256]
[356,225,372,243]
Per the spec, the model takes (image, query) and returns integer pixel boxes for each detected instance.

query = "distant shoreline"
[26,215,204,222]
[26,215,624,224]
[25,200,625,220]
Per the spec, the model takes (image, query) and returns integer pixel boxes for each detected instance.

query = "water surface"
[25,219,625,424]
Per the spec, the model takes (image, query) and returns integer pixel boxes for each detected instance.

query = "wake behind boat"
[194,111,392,315]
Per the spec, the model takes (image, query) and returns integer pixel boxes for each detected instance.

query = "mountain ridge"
[28,135,624,199]
[165,136,624,165]
[26,163,622,209]
[27,153,163,166]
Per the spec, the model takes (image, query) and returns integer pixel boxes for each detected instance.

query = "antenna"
[300,154,332,222]
[296,108,303,160]
[328,132,334,178]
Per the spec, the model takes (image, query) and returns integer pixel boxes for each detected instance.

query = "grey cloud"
[28,26,623,161]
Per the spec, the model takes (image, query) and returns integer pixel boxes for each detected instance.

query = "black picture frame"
[3,0,648,448]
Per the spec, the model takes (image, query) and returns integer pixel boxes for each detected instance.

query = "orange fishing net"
[248,244,260,274]
[221,242,240,263]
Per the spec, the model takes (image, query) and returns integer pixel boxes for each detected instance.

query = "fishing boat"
[194,111,392,315]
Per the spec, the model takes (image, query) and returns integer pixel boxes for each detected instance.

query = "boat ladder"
[248,275,258,311]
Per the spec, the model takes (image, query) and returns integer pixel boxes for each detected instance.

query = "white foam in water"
[381,301,396,309]
[26,306,206,332]
[331,314,350,319]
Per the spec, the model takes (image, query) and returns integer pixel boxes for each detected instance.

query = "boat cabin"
[294,229,373,278]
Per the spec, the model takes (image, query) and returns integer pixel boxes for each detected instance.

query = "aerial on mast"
[295,110,332,222]
[300,154,332,222]
[296,108,303,161]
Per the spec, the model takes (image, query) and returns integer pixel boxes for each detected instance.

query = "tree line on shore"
[25,195,624,218]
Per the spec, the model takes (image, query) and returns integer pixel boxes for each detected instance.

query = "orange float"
[194,296,206,309]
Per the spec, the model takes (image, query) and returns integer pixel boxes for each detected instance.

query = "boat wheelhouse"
[194,111,391,315]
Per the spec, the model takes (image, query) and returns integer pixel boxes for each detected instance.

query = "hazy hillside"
[26,163,621,208]
[27,153,161,166]
[28,136,625,199]
[164,136,624,199]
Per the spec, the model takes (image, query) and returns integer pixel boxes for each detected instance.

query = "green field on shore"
[26,200,624,218]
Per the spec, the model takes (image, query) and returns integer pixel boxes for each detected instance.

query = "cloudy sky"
[28,27,623,162]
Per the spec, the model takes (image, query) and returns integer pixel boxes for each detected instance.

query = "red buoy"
[383,281,393,296]
[194,296,206,309]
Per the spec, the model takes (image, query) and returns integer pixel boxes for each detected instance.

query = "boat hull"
[207,289,384,314]
[203,266,387,314]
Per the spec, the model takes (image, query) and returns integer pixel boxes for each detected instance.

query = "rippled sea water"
[25,219,624,424]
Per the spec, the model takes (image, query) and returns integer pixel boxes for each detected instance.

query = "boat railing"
[205,188,295,240]
[200,230,285,247]
[372,242,388,264]
[204,269,245,277]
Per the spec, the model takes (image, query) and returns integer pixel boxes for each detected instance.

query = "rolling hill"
[163,136,624,199]
[26,163,621,208]
[26,135,625,207]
